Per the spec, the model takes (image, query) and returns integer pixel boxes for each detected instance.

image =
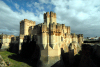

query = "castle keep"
[1,11,84,67]
[19,11,83,66]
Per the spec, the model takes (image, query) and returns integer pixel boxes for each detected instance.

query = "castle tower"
[39,15,61,67]
[50,11,56,24]
[72,33,78,42]
[56,24,62,47]
[41,24,48,49]
[20,19,35,36]
[67,26,71,34]
[49,23,56,49]
[44,11,57,28]
[19,19,35,53]
[1,34,14,49]
[78,34,83,47]
[44,12,50,28]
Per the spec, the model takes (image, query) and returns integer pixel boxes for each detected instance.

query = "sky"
[0,0,100,38]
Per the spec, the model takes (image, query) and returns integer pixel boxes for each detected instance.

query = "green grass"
[0,51,32,67]
[76,53,80,55]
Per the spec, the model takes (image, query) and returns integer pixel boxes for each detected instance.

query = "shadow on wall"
[7,37,100,67]
[60,44,100,67]
[51,48,82,67]
[8,37,82,67]
[78,44,97,67]
[61,48,82,67]
[8,35,41,67]
[0,43,2,49]
[8,43,19,54]
[60,44,98,67]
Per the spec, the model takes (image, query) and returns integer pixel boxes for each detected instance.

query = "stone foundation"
[38,56,61,67]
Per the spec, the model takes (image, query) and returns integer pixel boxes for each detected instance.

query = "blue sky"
[0,0,100,37]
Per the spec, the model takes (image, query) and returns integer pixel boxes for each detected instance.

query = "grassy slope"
[0,51,31,67]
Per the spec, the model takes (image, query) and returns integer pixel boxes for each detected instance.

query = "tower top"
[44,11,57,28]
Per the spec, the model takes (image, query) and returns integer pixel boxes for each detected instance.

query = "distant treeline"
[84,40,100,43]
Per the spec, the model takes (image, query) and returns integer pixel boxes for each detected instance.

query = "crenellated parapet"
[62,24,65,29]
[44,11,57,28]
[72,33,77,38]
[78,34,83,38]
[2,34,15,40]
[11,36,19,43]
[20,34,24,39]
[67,26,70,34]
[23,19,36,25]
[2,34,7,39]
[1,34,19,49]
[42,23,47,33]
[49,23,56,35]
[71,33,78,43]
[55,24,62,36]
[50,11,56,24]
[10,35,14,38]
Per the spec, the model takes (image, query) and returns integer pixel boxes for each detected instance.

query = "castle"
[1,11,84,66]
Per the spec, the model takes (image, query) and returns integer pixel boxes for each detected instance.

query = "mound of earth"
[0,55,7,67]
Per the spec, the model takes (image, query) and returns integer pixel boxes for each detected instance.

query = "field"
[0,51,32,67]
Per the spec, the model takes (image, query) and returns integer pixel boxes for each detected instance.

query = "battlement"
[2,34,14,39]
[72,33,77,38]
[49,23,56,31]
[56,25,62,32]
[24,19,28,21]
[44,11,56,18]
[66,26,70,34]
[44,11,57,28]
[10,35,14,37]
[20,19,35,25]
[42,24,47,33]
[50,11,56,18]
[46,12,50,18]
[20,19,36,35]
[24,19,35,25]
[20,34,24,39]
[62,24,65,29]
[78,34,83,37]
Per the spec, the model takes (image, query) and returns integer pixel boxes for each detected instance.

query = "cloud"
[0,0,43,36]
[50,0,100,37]
[26,2,33,7]
[34,2,44,10]
[14,3,19,10]
[6,0,12,2]
[39,0,50,4]
[26,2,44,11]
[0,0,100,37]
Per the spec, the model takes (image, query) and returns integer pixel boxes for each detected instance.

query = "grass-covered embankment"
[0,51,32,67]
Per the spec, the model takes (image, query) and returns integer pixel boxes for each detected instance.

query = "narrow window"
[61,37,63,41]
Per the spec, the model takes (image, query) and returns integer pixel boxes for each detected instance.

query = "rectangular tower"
[44,11,57,28]
[20,19,35,36]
